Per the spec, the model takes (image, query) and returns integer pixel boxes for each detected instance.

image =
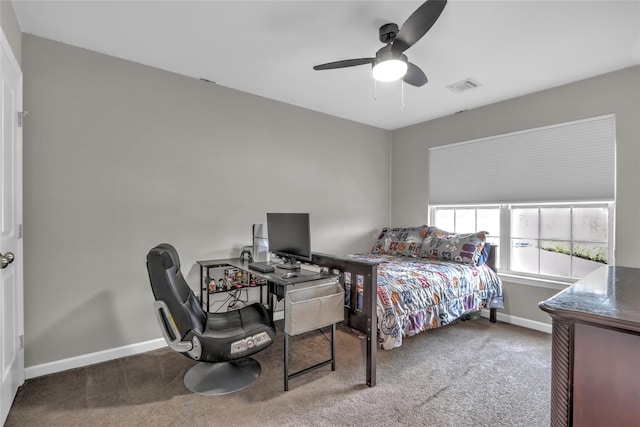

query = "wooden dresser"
[539,266,640,427]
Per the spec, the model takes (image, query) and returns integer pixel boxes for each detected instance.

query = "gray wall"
[390,65,640,325]
[0,0,21,65]
[19,27,640,367]
[22,34,390,367]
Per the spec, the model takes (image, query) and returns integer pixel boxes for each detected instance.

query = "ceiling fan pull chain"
[401,78,405,110]
[374,78,377,100]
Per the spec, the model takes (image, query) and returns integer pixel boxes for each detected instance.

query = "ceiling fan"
[313,0,447,87]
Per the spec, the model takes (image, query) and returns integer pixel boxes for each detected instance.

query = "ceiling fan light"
[372,59,408,82]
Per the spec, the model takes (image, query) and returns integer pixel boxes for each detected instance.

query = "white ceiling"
[12,0,640,130]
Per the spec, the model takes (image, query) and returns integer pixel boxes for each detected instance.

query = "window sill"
[498,272,575,291]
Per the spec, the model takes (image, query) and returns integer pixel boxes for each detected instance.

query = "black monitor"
[266,213,312,270]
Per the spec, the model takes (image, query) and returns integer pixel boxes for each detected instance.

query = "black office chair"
[146,243,275,395]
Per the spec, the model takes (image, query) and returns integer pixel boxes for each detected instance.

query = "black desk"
[196,258,341,390]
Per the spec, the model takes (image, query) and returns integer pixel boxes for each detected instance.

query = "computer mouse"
[282,272,297,279]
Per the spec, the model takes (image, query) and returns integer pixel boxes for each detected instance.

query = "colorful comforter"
[347,254,504,350]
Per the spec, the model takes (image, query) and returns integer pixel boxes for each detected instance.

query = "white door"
[0,29,24,425]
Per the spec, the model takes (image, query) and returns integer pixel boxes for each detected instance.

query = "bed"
[310,225,504,387]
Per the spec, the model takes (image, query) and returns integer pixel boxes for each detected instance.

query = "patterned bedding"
[346,253,504,350]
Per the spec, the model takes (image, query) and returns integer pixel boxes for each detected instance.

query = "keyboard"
[248,262,275,273]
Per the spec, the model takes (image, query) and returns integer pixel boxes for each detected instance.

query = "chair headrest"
[148,243,180,271]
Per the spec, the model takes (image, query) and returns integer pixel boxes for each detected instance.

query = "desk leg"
[269,283,279,323]
[331,323,336,371]
[206,267,210,311]
[284,333,289,392]
[199,265,205,309]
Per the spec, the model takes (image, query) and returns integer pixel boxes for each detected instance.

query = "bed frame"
[311,245,499,388]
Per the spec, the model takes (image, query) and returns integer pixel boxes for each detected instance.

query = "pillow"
[420,231,488,265]
[371,225,430,257]
[426,227,455,238]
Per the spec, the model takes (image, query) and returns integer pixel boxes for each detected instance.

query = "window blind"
[428,114,616,205]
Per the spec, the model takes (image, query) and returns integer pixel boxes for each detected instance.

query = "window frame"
[429,201,615,288]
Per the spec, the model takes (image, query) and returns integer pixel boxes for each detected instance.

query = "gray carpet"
[6,319,551,426]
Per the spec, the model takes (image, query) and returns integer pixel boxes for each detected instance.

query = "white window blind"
[428,114,616,205]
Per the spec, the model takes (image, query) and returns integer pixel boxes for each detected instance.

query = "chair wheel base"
[183,357,261,395]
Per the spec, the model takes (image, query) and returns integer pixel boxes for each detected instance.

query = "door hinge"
[19,335,24,350]
[17,111,29,128]
[18,224,23,239]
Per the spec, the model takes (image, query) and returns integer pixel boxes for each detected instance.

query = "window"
[430,203,613,282]
[428,114,616,284]
[432,206,500,246]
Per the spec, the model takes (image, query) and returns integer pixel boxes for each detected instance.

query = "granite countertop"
[539,266,640,332]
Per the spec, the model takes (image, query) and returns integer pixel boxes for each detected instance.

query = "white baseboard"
[25,338,167,380]
[25,311,549,380]
[481,309,552,334]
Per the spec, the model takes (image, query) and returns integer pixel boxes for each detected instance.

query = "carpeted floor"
[6,319,551,427]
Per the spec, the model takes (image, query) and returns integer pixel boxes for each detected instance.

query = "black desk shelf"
[196,260,268,311]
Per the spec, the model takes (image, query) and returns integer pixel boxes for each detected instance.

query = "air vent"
[446,78,481,94]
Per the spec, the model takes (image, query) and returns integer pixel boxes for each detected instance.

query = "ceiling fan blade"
[313,58,374,70]
[403,62,428,87]
[392,0,447,55]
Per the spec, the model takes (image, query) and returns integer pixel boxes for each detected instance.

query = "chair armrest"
[153,300,194,353]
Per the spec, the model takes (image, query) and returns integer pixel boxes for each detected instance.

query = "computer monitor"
[266,213,312,270]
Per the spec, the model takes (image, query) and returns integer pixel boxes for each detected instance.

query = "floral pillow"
[371,225,430,257]
[420,231,488,265]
